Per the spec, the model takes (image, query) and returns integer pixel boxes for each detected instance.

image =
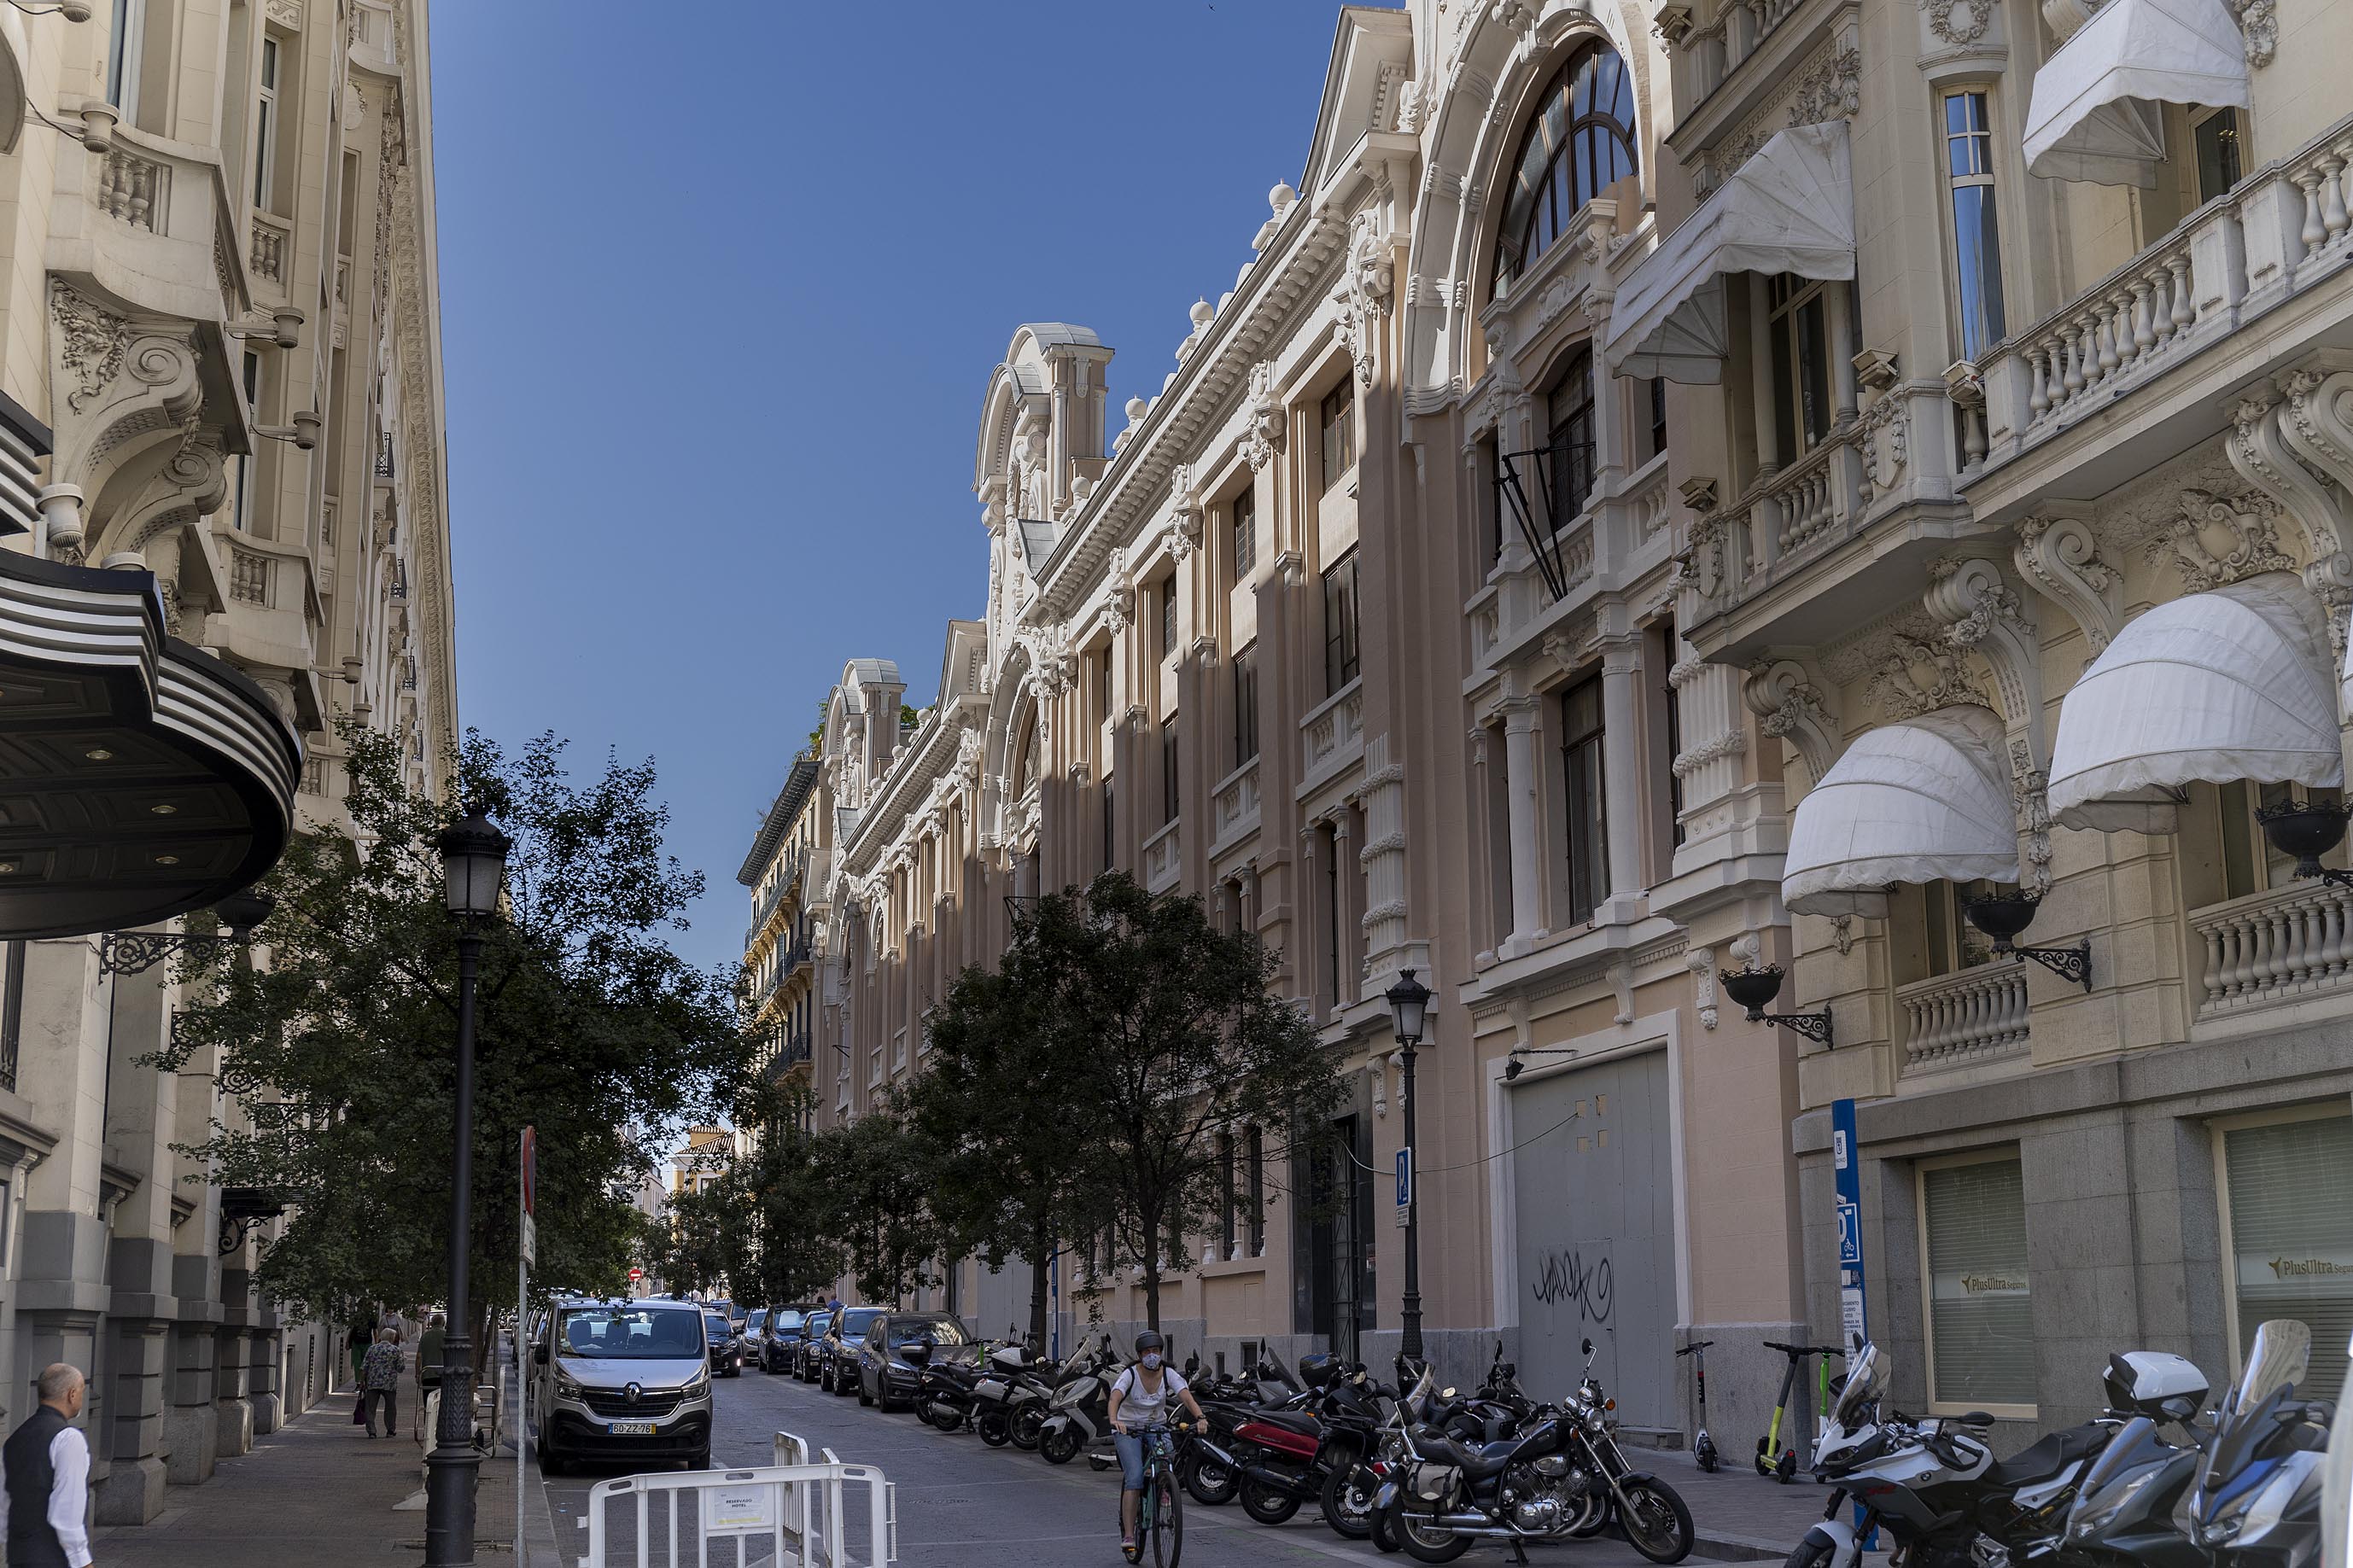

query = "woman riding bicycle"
[1107,1330,1206,1556]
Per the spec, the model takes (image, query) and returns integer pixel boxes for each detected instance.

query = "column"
[97,961,178,1524]
[1332,812,1358,1007]
[166,1026,225,1485]
[1599,636,1648,922]
[1498,696,1546,954]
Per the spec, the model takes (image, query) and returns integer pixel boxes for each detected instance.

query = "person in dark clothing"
[414,1314,446,1440]
[0,1363,92,1568]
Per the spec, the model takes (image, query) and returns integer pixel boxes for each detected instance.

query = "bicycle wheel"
[1152,1467,1183,1568]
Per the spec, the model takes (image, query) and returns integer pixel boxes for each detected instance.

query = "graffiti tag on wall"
[1530,1248,1614,1323]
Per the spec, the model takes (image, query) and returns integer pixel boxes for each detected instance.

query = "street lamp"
[426,807,508,1568]
[1384,968,1432,1366]
[1718,964,1836,1046]
[97,890,277,975]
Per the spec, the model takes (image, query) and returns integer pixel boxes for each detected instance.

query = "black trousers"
[363,1387,396,1436]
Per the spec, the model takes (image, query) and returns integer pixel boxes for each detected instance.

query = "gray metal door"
[1511,1051,1677,1432]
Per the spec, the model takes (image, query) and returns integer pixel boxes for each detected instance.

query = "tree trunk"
[1028,1225,1052,1350]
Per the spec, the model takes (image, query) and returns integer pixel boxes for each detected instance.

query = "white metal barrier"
[581,1456,894,1568]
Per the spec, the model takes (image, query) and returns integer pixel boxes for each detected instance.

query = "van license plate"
[607,1421,657,1437]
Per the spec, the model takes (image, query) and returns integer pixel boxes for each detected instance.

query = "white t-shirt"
[1112,1365,1188,1427]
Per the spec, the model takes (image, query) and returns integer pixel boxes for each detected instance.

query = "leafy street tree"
[160,726,750,1354]
[1018,872,1344,1330]
[906,958,1114,1349]
[812,1103,947,1304]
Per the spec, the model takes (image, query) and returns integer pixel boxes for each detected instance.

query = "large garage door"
[1511,1050,1678,1431]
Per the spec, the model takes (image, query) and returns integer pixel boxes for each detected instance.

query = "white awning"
[1783,704,2021,920]
[2023,0,2250,187]
[1603,121,1854,385]
[2049,574,2342,833]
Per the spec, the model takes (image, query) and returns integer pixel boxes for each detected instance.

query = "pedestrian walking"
[414,1314,446,1441]
[1,1363,92,1568]
[360,1327,404,1438]
[347,1308,375,1388]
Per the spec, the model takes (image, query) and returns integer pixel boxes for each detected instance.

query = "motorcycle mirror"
[1581,1338,1595,1357]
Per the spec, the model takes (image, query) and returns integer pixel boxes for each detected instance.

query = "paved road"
[535,1360,1690,1567]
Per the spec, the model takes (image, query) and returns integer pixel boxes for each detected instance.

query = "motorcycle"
[1786,1339,2118,1568]
[1375,1336,1693,1565]
[2183,1318,2329,1565]
[1008,1333,1110,1452]
[1037,1339,1119,1466]
[913,1337,986,1431]
[1224,1352,1340,1524]
[2057,1351,2212,1568]
[966,1336,1040,1446]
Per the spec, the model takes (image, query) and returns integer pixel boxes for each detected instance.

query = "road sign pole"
[518,1127,534,1551]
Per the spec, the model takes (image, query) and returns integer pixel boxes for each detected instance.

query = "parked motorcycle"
[912,1336,986,1431]
[1375,1336,1693,1565]
[1009,1333,1111,1452]
[2183,1318,2328,1565]
[1037,1338,1119,1465]
[1785,1339,2118,1568]
[967,1337,1042,1448]
[2058,1351,2212,1568]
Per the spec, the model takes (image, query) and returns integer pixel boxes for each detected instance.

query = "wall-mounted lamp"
[9,3,94,20]
[1719,964,1834,1046]
[1959,891,2093,991]
[252,410,322,451]
[74,97,115,153]
[2257,799,2353,889]
[230,306,305,351]
[1503,1046,1580,1081]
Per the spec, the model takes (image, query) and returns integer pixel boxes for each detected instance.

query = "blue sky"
[430,2,1397,978]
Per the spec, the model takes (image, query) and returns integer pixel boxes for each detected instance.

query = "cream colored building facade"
[0,0,457,1524]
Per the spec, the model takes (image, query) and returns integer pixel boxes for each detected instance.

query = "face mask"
[1141,1353,1163,1370]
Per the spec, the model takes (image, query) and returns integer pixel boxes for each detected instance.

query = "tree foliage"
[159,727,750,1332]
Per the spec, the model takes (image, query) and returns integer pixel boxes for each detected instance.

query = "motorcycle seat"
[1988,1425,2103,1488]
[1433,1436,1515,1480]
[1245,1409,1323,1436]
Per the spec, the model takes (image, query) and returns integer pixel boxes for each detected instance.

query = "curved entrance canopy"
[0,550,299,939]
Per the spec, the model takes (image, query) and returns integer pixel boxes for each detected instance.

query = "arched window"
[1013,714,1040,797]
[1492,44,1639,291]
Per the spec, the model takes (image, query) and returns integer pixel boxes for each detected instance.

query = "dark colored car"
[819,1307,888,1395]
[793,1310,833,1381]
[858,1312,970,1411]
[704,1311,744,1377]
[761,1307,809,1373]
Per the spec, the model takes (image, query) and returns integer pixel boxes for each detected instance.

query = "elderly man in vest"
[0,1364,92,1568]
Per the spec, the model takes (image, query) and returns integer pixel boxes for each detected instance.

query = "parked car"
[819,1306,888,1395]
[858,1312,971,1411]
[744,1308,770,1368]
[704,1310,745,1377]
[761,1307,810,1373]
[793,1310,833,1380]
[524,1295,711,1475]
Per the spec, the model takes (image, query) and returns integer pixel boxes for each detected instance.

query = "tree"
[159,726,751,1349]
[810,1105,945,1304]
[1022,873,1345,1329]
[725,1081,844,1306]
[906,958,1114,1348]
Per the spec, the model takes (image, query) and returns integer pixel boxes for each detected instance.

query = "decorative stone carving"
[1868,635,1982,720]
[1831,916,1857,956]
[1671,730,1749,778]
[1245,360,1285,471]
[2228,0,2276,65]
[2014,515,2121,653]
[1745,658,1843,783]
[1336,211,1395,388]
[1855,389,1910,503]
[2142,487,2296,592]
[2229,387,2353,621]
[1923,0,1992,46]
[1169,463,1202,556]
[1687,950,1719,1029]
[1790,46,1863,125]
[51,283,129,415]
[1926,555,2052,892]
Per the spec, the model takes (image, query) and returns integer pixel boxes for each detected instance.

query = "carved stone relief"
[2014,515,2121,654]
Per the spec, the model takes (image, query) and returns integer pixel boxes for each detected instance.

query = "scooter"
[1757,1338,1842,1481]
[1037,1342,1119,1466]
[1675,1339,1718,1472]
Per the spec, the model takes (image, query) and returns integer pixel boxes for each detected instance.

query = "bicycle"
[1119,1424,1185,1566]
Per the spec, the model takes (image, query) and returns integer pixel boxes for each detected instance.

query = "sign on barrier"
[581,1454,895,1568]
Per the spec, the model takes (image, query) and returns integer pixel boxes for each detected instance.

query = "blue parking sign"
[1836,1197,1861,1267]
[1395,1147,1412,1212]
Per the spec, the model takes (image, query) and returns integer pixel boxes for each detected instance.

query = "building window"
[106,0,146,118]
[1320,381,1357,493]
[1322,551,1361,696]
[1159,577,1178,660]
[236,353,262,533]
[1218,1132,1237,1261]
[1230,487,1257,577]
[254,36,281,210]
[1232,644,1259,767]
[1492,43,1638,289]
[1767,275,1833,467]
[1920,1152,2035,1413]
[1921,878,2003,977]
[1161,714,1180,825]
[2219,1110,2353,1403]
[1102,783,1116,872]
[1546,352,1597,528]
[1247,1124,1265,1256]
[1322,821,1342,1006]
[1661,625,1685,852]
[2194,107,2245,203]
[1646,378,1669,463]
[1942,90,2007,361]
[1561,676,1608,925]
[0,941,21,1094]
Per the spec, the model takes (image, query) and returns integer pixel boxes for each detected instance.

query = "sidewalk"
[94,1385,524,1567]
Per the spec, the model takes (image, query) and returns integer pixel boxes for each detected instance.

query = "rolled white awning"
[1783,703,2022,920]
[2049,573,2343,833]
[1603,121,1854,385]
[2023,0,2251,187]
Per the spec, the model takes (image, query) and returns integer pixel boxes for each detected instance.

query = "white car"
[525,1296,713,1475]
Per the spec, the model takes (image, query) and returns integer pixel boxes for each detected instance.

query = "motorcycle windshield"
[2197,1320,2311,1508]
[1832,1343,1885,1430]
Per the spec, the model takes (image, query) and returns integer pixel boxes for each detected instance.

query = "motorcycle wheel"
[1617,1478,1696,1565]
[1009,1406,1044,1450]
[1239,1477,1300,1526]
[978,1409,1011,1447]
[1040,1425,1083,1466]
[914,1402,937,1427]
[1371,1495,1403,1553]
[1393,1508,1471,1565]
[1182,1451,1236,1507]
[1783,1529,1837,1568]
[1565,1489,1611,1537]
[1321,1465,1376,1541]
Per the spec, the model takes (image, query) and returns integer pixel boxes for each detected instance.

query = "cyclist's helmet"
[1135,1331,1165,1357]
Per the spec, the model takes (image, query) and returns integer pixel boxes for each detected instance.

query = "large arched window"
[1492,44,1639,291]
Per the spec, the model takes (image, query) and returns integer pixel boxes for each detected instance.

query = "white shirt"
[0,1419,91,1568]
[1110,1365,1188,1427]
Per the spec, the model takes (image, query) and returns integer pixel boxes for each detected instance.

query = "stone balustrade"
[1211,758,1259,852]
[1142,820,1182,893]
[96,145,170,233]
[250,213,289,286]
[1302,680,1365,784]
[2191,880,2353,1019]
[1766,440,1841,556]
[1897,963,2029,1075]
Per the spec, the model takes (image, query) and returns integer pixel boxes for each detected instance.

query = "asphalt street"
[534,1359,1699,1567]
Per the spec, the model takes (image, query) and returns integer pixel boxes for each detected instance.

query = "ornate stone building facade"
[0,0,456,1524]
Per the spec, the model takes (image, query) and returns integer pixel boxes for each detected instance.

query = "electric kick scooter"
[1675,1339,1719,1472]
[1756,1339,1842,1482]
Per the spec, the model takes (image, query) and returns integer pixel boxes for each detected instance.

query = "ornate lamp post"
[426,807,508,1568]
[1384,968,1432,1364]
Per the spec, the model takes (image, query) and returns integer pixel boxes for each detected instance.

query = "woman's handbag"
[353,1391,368,1425]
